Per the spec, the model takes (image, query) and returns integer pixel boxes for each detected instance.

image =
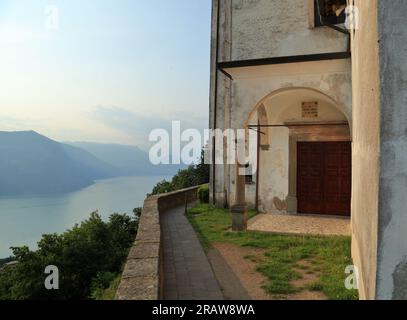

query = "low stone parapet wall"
[115,185,201,300]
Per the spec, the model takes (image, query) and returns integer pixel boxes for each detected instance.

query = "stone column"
[231,136,248,231]
[287,134,298,214]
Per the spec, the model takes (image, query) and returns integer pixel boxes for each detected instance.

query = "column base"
[287,196,298,214]
[231,204,248,232]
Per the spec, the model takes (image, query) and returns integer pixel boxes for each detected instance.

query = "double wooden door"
[297,142,351,216]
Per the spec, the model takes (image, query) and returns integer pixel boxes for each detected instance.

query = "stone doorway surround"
[286,121,351,214]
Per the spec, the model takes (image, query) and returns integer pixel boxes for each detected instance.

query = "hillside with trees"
[150,150,209,195]
[0,211,139,300]
[0,131,119,196]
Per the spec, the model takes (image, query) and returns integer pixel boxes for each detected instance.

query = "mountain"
[60,144,119,178]
[66,142,184,176]
[0,131,182,197]
[0,131,119,196]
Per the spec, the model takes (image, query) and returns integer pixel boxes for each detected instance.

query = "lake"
[0,176,169,258]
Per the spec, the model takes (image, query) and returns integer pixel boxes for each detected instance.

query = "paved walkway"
[248,213,351,236]
[161,206,224,300]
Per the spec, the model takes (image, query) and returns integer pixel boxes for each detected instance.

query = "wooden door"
[297,142,351,216]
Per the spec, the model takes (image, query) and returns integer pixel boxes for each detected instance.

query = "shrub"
[198,185,210,204]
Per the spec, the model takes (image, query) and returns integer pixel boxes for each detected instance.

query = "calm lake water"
[0,176,169,258]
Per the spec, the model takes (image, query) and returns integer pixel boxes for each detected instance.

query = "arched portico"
[244,87,352,216]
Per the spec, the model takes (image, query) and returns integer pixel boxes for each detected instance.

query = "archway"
[245,87,351,216]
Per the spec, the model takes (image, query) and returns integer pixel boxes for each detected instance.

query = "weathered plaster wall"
[376,0,407,300]
[258,128,289,213]
[209,0,233,206]
[351,0,407,300]
[229,59,352,129]
[210,0,407,300]
[263,89,348,125]
[350,0,380,300]
[209,0,351,208]
[230,0,348,60]
[224,60,352,210]
[208,0,218,205]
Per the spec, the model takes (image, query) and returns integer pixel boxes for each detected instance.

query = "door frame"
[286,123,351,215]
[296,141,352,216]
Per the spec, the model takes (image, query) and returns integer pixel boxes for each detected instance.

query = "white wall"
[258,128,289,213]
[230,0,348,60]
[210,0,352,208]
[224,60,352,210]
[227,59,352,130]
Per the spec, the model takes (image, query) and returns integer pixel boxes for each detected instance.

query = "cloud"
[91,106,170,144]
[0,116,43,131]
[90,106,208,149]
[0,26,51,45]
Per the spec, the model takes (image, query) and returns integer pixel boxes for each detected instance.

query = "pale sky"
[0,0,211,150]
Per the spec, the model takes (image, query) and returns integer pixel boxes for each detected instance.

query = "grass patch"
[187,204,358,300]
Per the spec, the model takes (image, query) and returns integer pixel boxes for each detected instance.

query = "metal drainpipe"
[316,1,351,52]
[212,0,220,205]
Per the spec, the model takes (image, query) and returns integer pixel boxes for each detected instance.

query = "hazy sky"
[0,0,211,149]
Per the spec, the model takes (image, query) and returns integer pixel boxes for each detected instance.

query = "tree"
[0,212,138,300]
[149,149,209,196]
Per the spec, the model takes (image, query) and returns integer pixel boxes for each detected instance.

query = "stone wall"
[115,186,200,300]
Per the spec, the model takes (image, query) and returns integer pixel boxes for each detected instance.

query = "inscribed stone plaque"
[302,102,319,118]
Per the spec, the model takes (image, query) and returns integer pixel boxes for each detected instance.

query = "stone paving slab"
[248,213,351,236]
[161,206,224,300]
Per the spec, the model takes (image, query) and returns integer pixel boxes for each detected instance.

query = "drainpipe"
[316,0,351,52]
[211,0,220,205]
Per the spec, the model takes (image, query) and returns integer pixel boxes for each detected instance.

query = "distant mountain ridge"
[60,144,119,178]
[66,142,184,176]
[0,131,112,196]
[0,131,124,196]
[0,131,180,197]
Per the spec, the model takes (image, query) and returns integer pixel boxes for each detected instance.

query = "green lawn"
[187,204,358,300]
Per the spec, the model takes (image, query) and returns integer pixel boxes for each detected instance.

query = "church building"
[209,0,407,300]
